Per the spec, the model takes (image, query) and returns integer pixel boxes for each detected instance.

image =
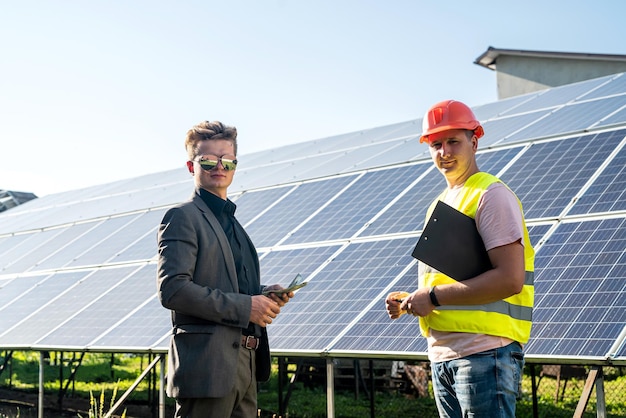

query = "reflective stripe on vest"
[418,172,535,344]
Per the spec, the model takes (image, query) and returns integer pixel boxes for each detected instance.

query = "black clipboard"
[411,201,492,281]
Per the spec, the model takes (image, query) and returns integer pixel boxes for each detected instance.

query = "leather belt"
[241,335,259,350]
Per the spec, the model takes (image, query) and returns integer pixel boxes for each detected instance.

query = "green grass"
[1,351,625,417]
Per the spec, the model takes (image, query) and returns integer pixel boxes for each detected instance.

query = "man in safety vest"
[386,100,534,418]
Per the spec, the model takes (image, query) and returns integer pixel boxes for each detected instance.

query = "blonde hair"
[184,121,238,160]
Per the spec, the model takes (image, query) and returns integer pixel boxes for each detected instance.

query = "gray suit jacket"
[157,190,270,398]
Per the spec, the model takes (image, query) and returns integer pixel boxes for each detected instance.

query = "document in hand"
[411,201,492,281]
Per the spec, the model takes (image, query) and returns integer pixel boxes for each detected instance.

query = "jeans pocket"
[511,349,525,400]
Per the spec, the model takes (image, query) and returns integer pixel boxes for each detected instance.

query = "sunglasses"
[195,155,238,171]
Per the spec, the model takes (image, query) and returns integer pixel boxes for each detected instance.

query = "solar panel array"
[1,72,625,364]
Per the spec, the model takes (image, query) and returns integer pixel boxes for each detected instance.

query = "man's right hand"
[250,295,281,327]
[385,291,409,319]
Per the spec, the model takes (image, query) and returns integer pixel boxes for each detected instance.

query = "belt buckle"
[243,335,257,350]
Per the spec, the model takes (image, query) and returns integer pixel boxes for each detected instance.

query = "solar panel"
[596,104,626,128]
[504,96,626,143]
[0,70,625,363]
[569,136,626,215]
[358,163,440,237]
[576,73,626,101]
[0,234,38,269]
[285,165,429,244]
[330,262,428,354]
[506,76,611,114]
[246,176,357,248]
[260,245,341,290]
[0,268,136,346]
[2,223,97,274]
[526,218,626,357]
[0,275,51,310]
[472,93,539,121]
[0,271,86,342]
[267,238,416,352]
[291,143,400,182]
[499,131,625,219]
[90,295,170,350]
[480,110,551,146]
[66,211,163,268]
[231,185,296,226]
[35,265,157,347]
[0,228,72,274]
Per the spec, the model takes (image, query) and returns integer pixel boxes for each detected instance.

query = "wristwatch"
[429,286,441,307]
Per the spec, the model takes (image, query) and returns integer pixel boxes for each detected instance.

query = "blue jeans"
[431,342,524,418]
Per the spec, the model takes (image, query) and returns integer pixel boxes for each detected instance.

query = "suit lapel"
[191,193,239,291]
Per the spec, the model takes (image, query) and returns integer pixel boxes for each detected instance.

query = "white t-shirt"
[427,181,525,362]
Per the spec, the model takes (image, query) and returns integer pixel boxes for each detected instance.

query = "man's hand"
[262,284,295,307]
[250,295,281,327]
[400,288,436,317]
[385,291,409,319]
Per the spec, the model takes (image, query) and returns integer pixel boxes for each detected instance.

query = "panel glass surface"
[37,265,157,347]
[499,133,624,219]
[0,275,51,308]
[109,208,168,263]
[246,176,356,248]
[480,111,550,146]
[260,245,341,289]
[504,96,626,143]
[0,271,86,336]
[231,161,303,193]
[575,73,626,101]
[231,186,296,227]
[345,136,427,172]
[596,104,626,128]
[0,228,66,273]
[268,238,416,352]
[283,166,421,244]
[476,147,526,177]
[360,164,441,237]
[91,296,171,349]
[66,211,162,268]
[526,218,626,357]
[507,76,610,115]
[570,133,626,215]
[293,141,407,183]
[32,218,131,271]
[242,130,363,165]
[527,224,552,249]
[0,268,135,346]
[472,94,538,121]
[331,262,428,353]
[0,233,36,268]
[2,223,99,274]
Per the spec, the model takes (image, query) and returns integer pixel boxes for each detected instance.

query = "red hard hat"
[419,100,484,143]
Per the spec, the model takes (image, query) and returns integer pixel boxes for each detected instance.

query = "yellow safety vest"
[418,172,534,343]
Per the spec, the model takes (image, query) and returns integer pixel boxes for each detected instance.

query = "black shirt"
[199,188,260,295]
[199,189,261,336]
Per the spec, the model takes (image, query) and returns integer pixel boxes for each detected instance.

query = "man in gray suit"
[157,120,293,417]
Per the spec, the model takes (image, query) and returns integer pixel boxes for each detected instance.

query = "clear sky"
[2,0,625,196]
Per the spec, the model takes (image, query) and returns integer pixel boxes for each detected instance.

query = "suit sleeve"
[157,206,251,328]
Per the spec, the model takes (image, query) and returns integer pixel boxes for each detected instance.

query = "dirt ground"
[0,387,173,418]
